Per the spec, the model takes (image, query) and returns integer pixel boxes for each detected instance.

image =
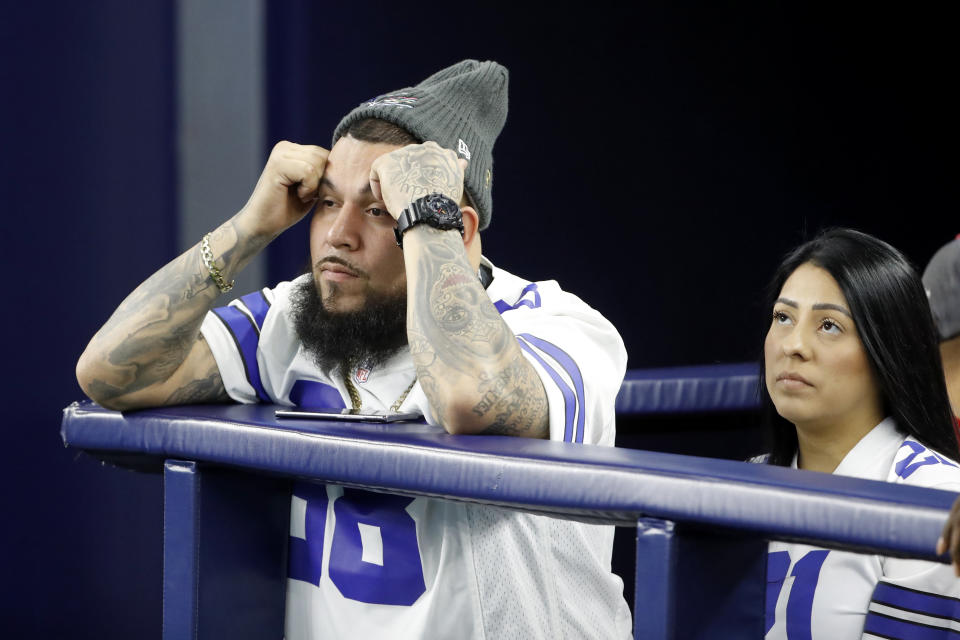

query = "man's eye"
[368,208,386,217]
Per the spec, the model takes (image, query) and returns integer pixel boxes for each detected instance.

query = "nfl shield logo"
[355,367,370,384]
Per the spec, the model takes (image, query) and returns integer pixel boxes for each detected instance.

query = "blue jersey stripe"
[872,582,960,621]
[238,290,271,331]
[518,333,585,443]
[517,337,575,442]
[494,300,512,314]
[212,305,270,402]
[493,283,541,314]
[864,609,960,639]
[289,380,346,409]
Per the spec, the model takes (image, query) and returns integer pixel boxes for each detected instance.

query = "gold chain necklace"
[343,361,416,412]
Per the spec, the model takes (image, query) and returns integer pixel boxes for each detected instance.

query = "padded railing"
[616,362,761,414]
[60,364,956,639]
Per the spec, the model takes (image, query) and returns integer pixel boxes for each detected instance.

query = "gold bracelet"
[200,233,235,293]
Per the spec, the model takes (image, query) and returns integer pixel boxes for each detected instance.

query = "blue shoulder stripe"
[518,333,586,443]
[864,609,960,639]
[212,306,270,403]
[872,582,960,621]
[494,283,541,314]
[517,337,575,443]
[238,290,271,331]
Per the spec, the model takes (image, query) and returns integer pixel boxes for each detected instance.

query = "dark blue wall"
[1,1,954,636]
[1,2,173,637]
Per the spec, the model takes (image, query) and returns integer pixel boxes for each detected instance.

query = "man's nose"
[326,206,362,250]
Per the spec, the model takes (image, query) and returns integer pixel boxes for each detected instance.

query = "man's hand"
[369,141,466,217]
[238,141,329,238]
[937,495,960,576]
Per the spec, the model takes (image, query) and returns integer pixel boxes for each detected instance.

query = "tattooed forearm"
[405,227,549,437]
[474,355,549,438]
[78,218,267,408]
[409,232,510,369]
[165,358,231,405]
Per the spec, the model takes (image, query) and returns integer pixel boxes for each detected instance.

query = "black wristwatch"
[394,193,464,247]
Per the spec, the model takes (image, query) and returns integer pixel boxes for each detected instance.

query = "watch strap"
[394,193,464,247]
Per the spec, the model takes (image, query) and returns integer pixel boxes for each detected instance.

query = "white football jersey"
[764,418,960,639]
[200,258,632,640]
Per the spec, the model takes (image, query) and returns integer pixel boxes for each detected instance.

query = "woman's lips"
[776,372,814,389]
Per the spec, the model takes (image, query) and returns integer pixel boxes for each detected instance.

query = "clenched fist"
[368,141,468,219]
[238,141,329,238]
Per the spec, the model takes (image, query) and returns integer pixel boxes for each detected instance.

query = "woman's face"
[764,262,884,434]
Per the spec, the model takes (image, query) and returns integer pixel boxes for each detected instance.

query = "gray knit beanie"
[332,60,508,230]
[923,235,960,341]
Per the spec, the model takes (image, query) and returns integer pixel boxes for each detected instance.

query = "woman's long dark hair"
[761,228,959,465]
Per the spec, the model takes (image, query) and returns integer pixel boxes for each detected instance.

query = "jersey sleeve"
[866,441,960,638]
[496,279,626,446]
[865,560,960,638]
[199,287,277,404]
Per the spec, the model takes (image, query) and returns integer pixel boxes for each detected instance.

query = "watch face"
[425,194,461,226]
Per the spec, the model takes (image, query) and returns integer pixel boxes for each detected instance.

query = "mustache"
[315,256,370,279]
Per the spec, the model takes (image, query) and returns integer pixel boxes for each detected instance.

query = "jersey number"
[766,549,829,640]
[288,486,426,606]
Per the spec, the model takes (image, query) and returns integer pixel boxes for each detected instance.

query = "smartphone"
[275,407,421,423]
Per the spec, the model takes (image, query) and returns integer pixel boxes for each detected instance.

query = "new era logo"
[457,139,471,160]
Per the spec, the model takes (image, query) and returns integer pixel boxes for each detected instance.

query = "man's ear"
[460,205,483,270]
[461,205,480,248]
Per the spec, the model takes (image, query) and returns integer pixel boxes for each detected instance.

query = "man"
[924,236,960,575]
[924,236,960,415]
[77,60,631,638]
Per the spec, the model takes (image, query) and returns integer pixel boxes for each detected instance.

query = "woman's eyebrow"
[812,303,852,318]
[776,297,853,318]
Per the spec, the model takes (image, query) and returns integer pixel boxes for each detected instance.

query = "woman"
[759,228,960,639]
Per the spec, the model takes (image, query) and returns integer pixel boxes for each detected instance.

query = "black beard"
[289,274,408,377]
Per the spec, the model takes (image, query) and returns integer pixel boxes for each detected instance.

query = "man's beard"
[289,273,408,377]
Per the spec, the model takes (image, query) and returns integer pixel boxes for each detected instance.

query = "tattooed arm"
[76,142,328,410]
[370,142,549,437]
[403,227,549,437]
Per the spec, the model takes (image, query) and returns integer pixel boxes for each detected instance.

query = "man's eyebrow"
[812,303,852,318]
[318,176,373,197]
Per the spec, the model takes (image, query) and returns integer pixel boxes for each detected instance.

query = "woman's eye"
[773,311,790,325]
[821,319,841,334]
